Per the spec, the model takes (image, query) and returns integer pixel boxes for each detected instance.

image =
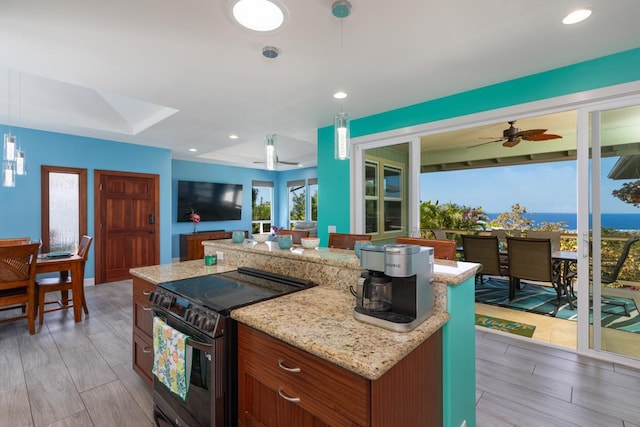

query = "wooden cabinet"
[238,323,443,427]
[179,230,247,261]
[132,276,156,388]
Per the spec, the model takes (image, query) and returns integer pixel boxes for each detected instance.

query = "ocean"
[486,212,639,231]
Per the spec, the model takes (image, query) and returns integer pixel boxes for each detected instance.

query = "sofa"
[294,221,317,237]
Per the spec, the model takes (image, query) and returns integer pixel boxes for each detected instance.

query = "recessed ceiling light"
[562,9,592,25]
[334,91,348,99]
[188,148,197,152]
[229,0,289,33]
[229,134,239,140]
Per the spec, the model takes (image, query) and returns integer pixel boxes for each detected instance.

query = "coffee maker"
[354,244,434,332]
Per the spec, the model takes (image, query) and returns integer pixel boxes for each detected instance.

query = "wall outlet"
[216,251,224,261]
[328,225,336,233]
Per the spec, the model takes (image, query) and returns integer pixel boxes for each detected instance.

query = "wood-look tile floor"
[2,279,640,426]
[0,280,153,427]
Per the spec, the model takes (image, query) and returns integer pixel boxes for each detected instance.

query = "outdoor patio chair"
[506,237,562,314]
[429,229,447,240]
[276,229,310,244]
[396,237,457,260]
[526,230,561,252]
[461,235,508,284]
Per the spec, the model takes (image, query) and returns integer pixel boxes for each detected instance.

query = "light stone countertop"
[231,285,449,380]
[130,259,237,284]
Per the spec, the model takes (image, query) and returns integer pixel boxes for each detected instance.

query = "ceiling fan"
[471,120,563,148]
[253,157,300,166]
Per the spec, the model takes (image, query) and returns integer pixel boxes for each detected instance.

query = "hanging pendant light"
[332,0,352,160]
[2,161,15,187]
[3,132,16,161]
[263,46,279,170]
[3,70,26,186]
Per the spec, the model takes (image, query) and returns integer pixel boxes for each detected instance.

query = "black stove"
[150,267,315,427]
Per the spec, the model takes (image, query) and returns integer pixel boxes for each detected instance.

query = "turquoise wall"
[0,126,173,278]
[170,160,317,258]
[317,47,640,244]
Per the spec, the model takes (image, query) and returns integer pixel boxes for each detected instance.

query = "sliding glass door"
[577,100,640,361]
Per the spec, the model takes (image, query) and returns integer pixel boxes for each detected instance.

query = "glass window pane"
[365,200,378,233]
[384,200,402,232]
[252,185,272,233]
[365,162,377,196]
[309,183,318,221]
[49,172,79,252]
[289,184,306,224]
[384,166,401,198]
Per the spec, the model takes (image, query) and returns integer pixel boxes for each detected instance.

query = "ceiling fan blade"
[502,138,521,148]
[515,128,547,138]
[524,133,563,141]
[468,139,505,148]
[279,161,300,165]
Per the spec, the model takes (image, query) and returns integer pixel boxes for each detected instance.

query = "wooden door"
[94,170,159,284]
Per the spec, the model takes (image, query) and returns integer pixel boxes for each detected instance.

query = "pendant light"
[332,0,352,160]
[263,46,279,170]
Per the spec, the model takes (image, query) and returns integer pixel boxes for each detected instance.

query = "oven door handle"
[187,338,214,353]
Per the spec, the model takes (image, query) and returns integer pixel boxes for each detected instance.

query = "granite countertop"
[231,285,449,381]
[129,259,237,284]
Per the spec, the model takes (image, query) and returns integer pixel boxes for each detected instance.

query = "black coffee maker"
[354,244,434,332]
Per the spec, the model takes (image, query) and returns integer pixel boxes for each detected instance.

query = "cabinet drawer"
[238,324,368,427]
[132,332,154,388]
[133,296,154,338]
[132,277,156,300]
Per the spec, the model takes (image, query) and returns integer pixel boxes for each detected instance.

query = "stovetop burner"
[157,267,315,315]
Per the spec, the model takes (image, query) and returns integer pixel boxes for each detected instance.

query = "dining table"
[551,250,578,309]
[36,253,85,322]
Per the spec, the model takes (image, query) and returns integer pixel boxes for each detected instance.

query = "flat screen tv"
[177,180,243,222]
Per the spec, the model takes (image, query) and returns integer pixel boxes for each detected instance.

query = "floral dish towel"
[152,316,192,400]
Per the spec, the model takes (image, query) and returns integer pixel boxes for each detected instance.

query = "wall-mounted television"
[177,180,243,222]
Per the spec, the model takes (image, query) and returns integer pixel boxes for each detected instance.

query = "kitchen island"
[130,239,479,426]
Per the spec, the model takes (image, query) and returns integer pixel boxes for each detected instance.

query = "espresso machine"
[354,244,434,332]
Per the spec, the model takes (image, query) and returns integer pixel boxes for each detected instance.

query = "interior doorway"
[94,170,160,284]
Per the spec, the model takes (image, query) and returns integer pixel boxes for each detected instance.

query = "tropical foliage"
[419,200,488,232]
[612,180,640,207]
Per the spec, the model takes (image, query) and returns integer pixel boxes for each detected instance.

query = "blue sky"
[420,157,638,214]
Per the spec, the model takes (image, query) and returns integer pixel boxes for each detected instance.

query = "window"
[41,165,87,253]
[251,180,273,233]
[288,178,318,228]
[364,158,405,238]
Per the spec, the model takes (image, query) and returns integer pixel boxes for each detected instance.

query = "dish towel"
[152,316,192,400]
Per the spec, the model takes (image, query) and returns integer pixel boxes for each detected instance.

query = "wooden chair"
[328,233,371,250]
[396,237,457,260]
[277,229,310,244]
[37,235,92,325]
[506,237,561,314]
[0,237,31,247]
[0,242,40,334]
[461,235,508,284]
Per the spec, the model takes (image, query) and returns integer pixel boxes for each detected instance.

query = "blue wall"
[171,160,318,258]
[317,47,640,244]
[0,126,173,278]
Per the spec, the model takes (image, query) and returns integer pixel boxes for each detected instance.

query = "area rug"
[476,278,640,334]
[475,313,536,338]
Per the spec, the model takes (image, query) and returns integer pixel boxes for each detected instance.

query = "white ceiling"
[1,0,639,171]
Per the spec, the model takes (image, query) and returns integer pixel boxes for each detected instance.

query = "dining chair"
[525,230,561,252]
[37,235,92,325]
[328,233,371,250]
[506,237,562,314]
[461,235,508,284]
[0,237,31,246]
[277,229,310,244]
[396,237,457,260]
[0,242,40,334]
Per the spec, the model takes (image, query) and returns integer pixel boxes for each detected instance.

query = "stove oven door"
[152,309,225,427]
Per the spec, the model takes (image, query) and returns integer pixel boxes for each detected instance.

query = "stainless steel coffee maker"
[354,244,434,332]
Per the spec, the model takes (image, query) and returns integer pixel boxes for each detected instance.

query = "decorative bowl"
[301,237,320,249]
[253,233,270,243]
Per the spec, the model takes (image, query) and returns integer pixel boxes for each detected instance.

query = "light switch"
[328,225,336,233]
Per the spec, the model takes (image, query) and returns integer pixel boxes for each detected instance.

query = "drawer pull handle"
[142,290,151,296]
[142,346,153,354]
[278,359,301,373]
[142,306,153,311]
[278,387,301,403]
